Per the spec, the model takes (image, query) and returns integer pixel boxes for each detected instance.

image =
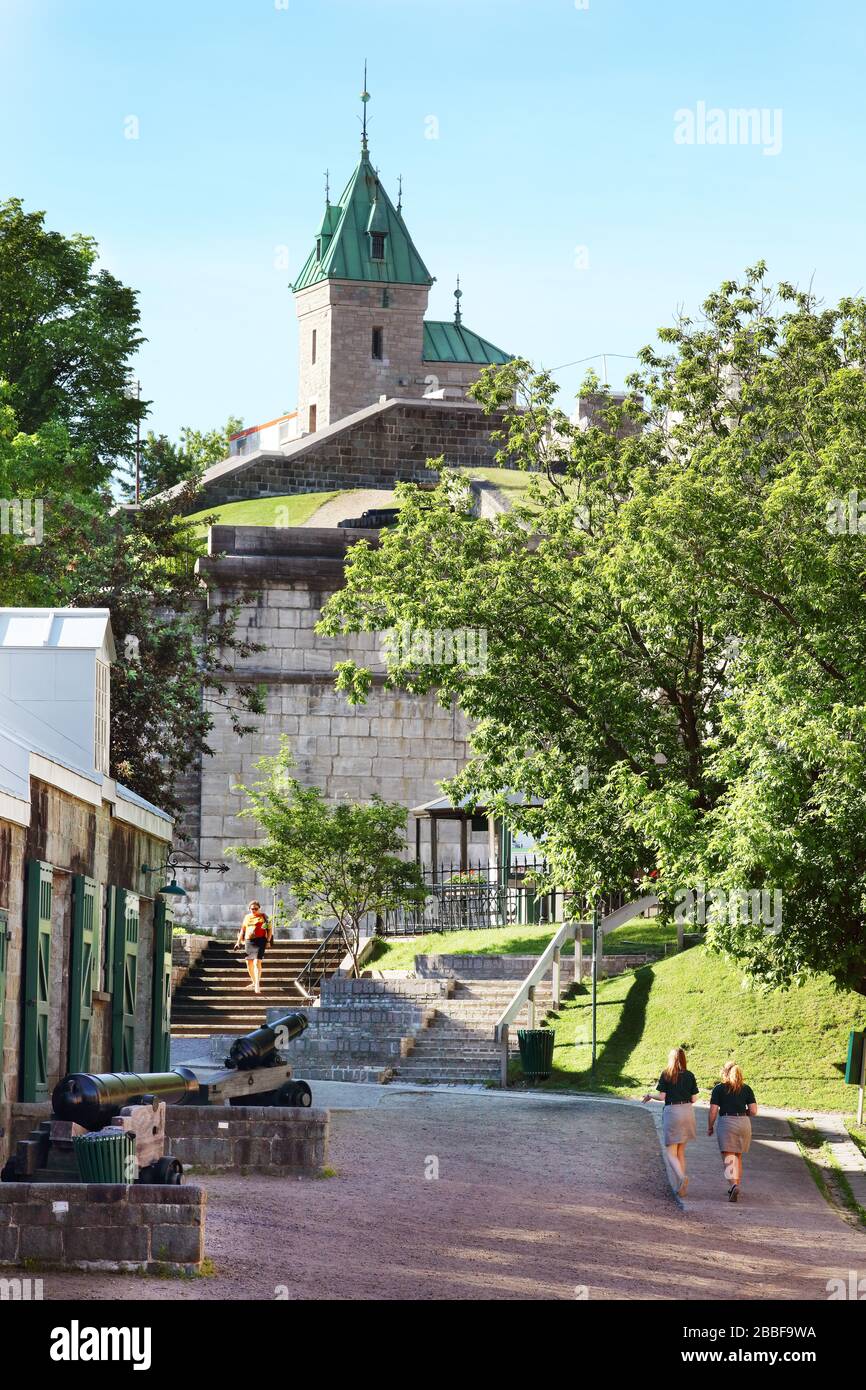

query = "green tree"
[0,394,265,814]
[319,265,866,996]
[229,741,428,976]
[0,198,144,485]
[136,416,243,499]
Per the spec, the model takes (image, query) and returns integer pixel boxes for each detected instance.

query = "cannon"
[225,1011,308,1071]
[183,1010,313,1109]
[1,1068,198,1185]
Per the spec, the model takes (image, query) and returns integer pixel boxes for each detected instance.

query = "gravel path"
[28,1091,866,1301]
[299,488,397,528]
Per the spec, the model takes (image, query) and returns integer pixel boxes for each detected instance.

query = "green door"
[111,889,139,1071]
[0,908,9,1092]
[68,875,96,1073]
[150,897,173,1070]
[22,861,53,1101]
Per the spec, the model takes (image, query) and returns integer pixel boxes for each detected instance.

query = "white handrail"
[493,894,660,1086]
[493,921,581,1043]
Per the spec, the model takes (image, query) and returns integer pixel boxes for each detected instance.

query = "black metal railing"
[295,922,346,997]
[379,857,568,936]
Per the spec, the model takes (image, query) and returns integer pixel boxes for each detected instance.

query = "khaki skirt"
[663,1104,697,1145]
[716,1115,752,1154]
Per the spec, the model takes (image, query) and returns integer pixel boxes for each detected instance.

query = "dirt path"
[29,1091,866,1301]
[299,488,397,527]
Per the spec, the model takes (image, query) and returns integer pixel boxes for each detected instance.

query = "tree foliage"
[0,198,144,485]
[229,741,428,975]
[0,394,264,814]
[319,265,866,995]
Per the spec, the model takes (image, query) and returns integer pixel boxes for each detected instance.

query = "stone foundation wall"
[193,399,509,509]
[9,1101,328,1178]
[0,1182,205,1273]
[164,1104,328,1175]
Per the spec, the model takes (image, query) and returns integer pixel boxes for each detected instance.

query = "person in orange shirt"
[234,900,272,995]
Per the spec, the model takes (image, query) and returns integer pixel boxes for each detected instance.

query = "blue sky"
[1,0,864,438]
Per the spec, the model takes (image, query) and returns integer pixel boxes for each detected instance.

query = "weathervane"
[360,61,370,150]
[454,274,463,326]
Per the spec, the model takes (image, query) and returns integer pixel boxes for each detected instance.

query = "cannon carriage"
[1,1011,312,1184]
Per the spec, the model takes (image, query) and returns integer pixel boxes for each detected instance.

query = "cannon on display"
[1,1068,199,1185]
[184,1010,313,1108]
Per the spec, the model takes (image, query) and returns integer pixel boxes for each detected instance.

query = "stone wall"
[174,526,485,931]
[296,280,433,429]
[0,1182,205,1273]
[192,398,509,510]
[0,781,171,1164]
[165,1104,328,1175]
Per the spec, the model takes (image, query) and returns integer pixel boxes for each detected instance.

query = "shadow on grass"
[543,965,655,1094]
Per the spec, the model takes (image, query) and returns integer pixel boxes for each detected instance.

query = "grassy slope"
[185,492,338,531]
[368,929,863,1110]
[366,918,676,973]
[541,945,864,1112]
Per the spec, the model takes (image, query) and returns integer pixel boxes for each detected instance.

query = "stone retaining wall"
[171,932,211,991]
[413,951,657,981]
[165,1105,328,1175]
[0,1183,205,1273]
[9,1102,329,1177]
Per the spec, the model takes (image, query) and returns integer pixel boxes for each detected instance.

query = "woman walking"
[642,1046,699,1196]
[708,1062,757,1202]
[234,900,273,995]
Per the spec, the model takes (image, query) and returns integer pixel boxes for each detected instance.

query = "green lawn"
[536,944,865,1112]
[364,924,562,972]
[185,491,339,532]
[364,916,675,973]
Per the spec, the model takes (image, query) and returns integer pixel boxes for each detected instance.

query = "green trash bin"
[517,1027,555,1081]
[73,1128,137,1184]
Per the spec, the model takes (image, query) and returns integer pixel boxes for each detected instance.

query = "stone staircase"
[171,937,347,1037]
[270,957,574,1085]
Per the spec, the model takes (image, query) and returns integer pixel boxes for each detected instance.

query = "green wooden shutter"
[22,861,53,1101]
[150,897,173,1071]
[111,890,139,1071]
[68,875,96,1073]
[0,908,9,1092]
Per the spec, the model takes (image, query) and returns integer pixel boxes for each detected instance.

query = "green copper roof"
[422,320,512,365]
[293,149,434,291]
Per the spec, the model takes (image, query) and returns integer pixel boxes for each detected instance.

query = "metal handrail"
[295,922,345,1000]
[493,894,659,1086]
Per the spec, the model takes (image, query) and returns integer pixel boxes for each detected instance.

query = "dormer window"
[316,238,322,262]
[370,231,386,261]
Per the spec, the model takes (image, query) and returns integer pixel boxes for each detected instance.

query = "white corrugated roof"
[0,608,116,660]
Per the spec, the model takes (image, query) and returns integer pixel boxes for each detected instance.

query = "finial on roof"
[324,168,330,206]
[360,61,371,151]
[397,174,403,214]
[454,274,463,326]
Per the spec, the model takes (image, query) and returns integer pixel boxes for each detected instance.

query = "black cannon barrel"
[52,1068,200,1131]
[226,1011,308,1071]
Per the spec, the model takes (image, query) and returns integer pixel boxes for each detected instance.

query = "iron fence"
[378,858,633,936]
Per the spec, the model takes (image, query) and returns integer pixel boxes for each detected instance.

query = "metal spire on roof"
[324,168,330,206]
[454,275,463,326]
[360,61,371,151]
[397,174,403,214]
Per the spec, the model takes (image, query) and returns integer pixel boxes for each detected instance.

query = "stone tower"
[292,96,438,432]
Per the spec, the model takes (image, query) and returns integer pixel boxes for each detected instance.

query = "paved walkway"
[29,1089,866,1301]
[299,488,397,527]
